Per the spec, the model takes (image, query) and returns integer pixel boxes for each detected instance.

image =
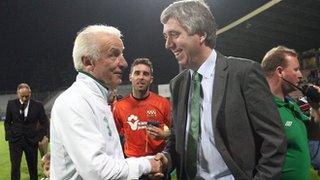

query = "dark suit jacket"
[165,52,286,180]
[5,99,49,144]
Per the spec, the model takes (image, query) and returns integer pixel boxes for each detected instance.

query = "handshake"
[147,153,168,179]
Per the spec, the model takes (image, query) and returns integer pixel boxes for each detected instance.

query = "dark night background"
[1,0,319,93]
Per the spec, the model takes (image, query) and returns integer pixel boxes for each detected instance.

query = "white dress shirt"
[19,99,29,117]
[186,50,234,180]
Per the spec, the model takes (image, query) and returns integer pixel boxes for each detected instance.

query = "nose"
[297,70,303,78]
[118,56,128,69]
[137,73,144,79]
[165,37,173,49]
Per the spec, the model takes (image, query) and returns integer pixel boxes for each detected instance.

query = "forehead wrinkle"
[98,34,124,53]
[102,42,124,55]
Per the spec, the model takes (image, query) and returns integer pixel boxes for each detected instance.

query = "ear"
[129,73,133,82]
[81,56,95,71]
[150,75,154,84]
[276,66,283,78]
[199,32,207,43]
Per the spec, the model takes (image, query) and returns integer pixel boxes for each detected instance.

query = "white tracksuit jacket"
[50,72,151,179]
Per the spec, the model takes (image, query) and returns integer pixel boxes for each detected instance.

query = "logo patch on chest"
[146,109,156,118]
[284,121,293,127]
[127,114,147,131]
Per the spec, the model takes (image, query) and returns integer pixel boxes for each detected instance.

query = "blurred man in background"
[5,83,49,180]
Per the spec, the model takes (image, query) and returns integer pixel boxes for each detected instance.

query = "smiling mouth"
[172,50,182,57]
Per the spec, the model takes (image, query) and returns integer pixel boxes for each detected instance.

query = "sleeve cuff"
[126,157,151,179]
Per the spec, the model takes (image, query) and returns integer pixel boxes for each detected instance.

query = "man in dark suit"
[4,83,49,180]
[154,1,286,179]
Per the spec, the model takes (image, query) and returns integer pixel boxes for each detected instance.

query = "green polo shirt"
[275,96,310,180]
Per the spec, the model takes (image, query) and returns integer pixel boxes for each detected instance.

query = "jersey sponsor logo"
[147,109,157,118]
[285,121,293,127]
[127,114,147,131]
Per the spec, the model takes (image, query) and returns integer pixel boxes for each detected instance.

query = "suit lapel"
[15,99,23,115]
[15,99,21,110]
[178,71,191,144]
[26,100,33,119]
[172,70,191,155]
[212,53,228,128]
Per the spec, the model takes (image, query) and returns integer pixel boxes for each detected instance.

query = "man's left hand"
[146,126,170,140]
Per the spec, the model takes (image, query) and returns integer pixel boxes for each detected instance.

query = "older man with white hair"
[50,25,162,179]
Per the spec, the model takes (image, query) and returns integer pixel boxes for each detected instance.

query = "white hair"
[72,25,122,70]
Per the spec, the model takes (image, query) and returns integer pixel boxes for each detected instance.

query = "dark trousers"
[9,140,38,180]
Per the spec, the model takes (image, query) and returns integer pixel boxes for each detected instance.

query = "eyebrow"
[107,47,122,55]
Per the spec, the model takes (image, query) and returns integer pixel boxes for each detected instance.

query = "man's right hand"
[154,153,168,166]
[154,153,168,176]
[149,158,164,177]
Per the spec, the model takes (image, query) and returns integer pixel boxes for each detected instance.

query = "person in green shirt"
[261,45,320,180]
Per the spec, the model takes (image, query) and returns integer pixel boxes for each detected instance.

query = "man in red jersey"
[113,58,171,158]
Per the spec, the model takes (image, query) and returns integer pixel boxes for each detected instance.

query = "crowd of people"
[3,0,320,180]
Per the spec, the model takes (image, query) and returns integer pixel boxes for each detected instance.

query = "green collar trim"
[274,96,299,111]
[77,70,109,90]
[274,96,286,106]
[274,96,309,121]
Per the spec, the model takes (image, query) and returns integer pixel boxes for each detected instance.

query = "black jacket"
[5,99,49,144]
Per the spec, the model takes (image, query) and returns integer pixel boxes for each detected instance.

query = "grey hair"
[17,83,31,93]
[160,0,217,48]
[72,25,122,70]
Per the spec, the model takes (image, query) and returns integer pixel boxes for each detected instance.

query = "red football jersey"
[113,92,171,157]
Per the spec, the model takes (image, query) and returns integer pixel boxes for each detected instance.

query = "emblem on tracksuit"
[127,114,147,131]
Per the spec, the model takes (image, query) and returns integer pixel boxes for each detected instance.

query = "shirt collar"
[78,70,108,89]
[19,99,29,105]
[274,95,301,113]
[77,71,110,101]
[190,49,216,79]
[274,95,310,121]
[274,96,295,106]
